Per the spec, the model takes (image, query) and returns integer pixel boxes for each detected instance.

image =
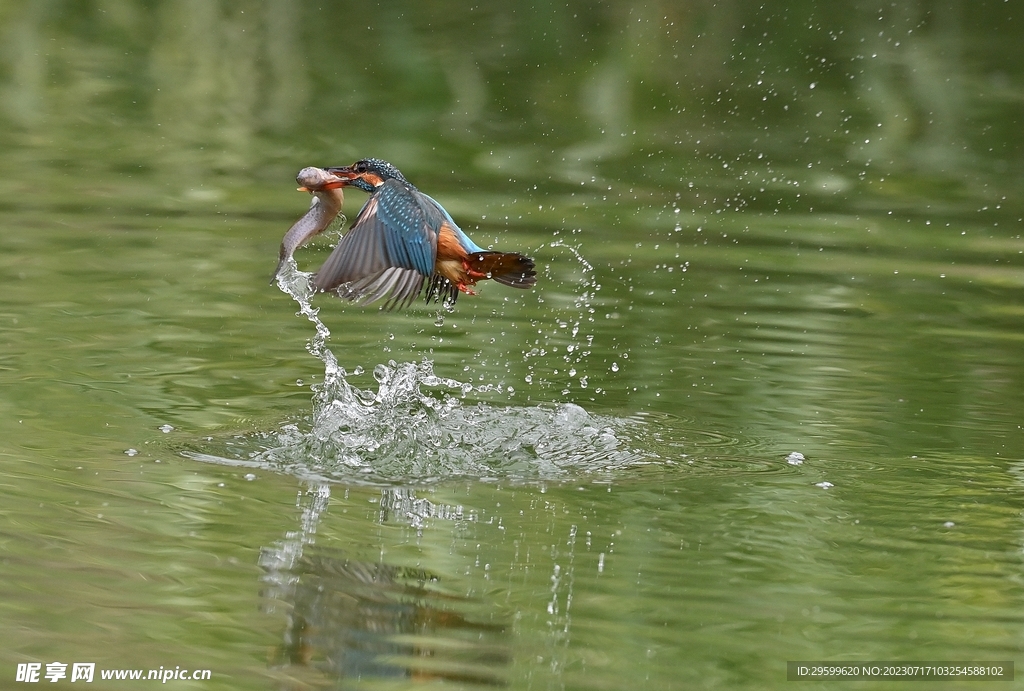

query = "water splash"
[213,353,652,484]
[184,258,655,485]
[523,241,600,396]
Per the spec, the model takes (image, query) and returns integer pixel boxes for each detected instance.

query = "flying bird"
[277,158,536,310]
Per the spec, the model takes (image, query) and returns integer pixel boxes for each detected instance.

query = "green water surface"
[2,2,1024,689]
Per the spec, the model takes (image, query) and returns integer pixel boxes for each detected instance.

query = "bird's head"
[324,158,408,193]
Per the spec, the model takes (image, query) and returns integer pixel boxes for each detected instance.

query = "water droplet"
[159,424,174,434]
[124,448,138,456]
[786,452,805,465]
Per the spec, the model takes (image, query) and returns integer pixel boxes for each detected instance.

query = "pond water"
[2,2,1024,689]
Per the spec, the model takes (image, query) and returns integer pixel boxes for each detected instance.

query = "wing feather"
[311,180,441,309]
[425,274,459,306]
[333,266,425,308]
[312,196,382,291]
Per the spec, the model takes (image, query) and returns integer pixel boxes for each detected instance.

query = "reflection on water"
[379,487,467,529]
[260,485,508,688]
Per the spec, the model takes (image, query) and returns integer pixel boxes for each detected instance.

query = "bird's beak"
[321,166,358,189]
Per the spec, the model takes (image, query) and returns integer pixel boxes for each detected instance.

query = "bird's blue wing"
[312,179,438,308]
[375,184,441,276]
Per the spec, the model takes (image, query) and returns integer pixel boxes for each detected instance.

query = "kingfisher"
[303,158,537,310]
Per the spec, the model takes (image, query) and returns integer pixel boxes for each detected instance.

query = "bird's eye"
[355,162,367,173]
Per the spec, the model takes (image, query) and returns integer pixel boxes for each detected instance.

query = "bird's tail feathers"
[467,252,537,288]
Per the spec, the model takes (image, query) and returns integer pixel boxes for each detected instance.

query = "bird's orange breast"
[435,223,470,287]
[436,223,469,262]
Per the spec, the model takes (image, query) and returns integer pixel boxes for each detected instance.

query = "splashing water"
[521,241,601,396]
[184,257,656,485]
